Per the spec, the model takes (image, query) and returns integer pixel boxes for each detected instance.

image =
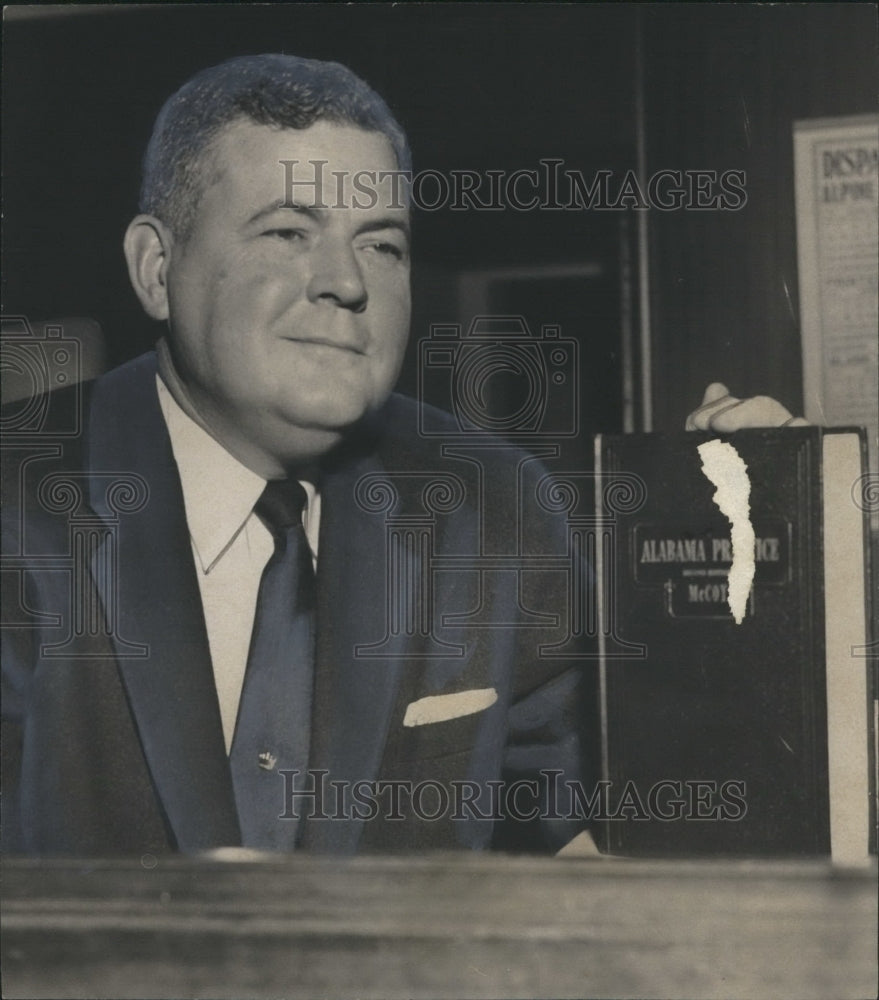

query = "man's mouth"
[281,336,367,355]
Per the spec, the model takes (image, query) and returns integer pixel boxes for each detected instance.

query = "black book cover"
[593,426,873,858]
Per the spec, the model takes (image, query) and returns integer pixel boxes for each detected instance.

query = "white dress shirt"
[156,376,320,753]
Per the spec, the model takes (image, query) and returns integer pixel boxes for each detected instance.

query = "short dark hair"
[140,53,411,236]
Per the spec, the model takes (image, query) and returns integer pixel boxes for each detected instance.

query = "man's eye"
[363,241,406,260]
[263,229,306,242]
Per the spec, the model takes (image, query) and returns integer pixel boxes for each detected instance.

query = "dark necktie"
[230,479,315,849]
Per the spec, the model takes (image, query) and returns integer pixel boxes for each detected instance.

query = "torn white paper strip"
[403,688,498,727]
[697,440,755,624]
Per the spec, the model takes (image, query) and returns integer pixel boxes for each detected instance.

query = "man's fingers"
[686,384,810,431]
[701,382,730,406]
[685,383,739,431]
[707,396,792,431]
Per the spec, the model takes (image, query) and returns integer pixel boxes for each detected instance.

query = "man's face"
[163,118,411,472]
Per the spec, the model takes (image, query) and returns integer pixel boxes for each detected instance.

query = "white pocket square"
[403,688,498,727]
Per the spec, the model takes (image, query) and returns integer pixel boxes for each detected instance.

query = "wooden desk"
[2,853,876,999]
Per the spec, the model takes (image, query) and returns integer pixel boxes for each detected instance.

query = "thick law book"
[592,426,874,860]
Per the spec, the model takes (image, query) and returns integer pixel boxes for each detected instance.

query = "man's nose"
[306,239,368,312]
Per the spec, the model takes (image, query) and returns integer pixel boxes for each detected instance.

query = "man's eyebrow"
[245,202,320,226]
[356,217,411,242]
[245,203,409,241]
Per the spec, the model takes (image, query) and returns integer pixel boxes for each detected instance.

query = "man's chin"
[245,395,393,469]
[279,393,390,434]
[271,407,373,463]
[249,425,340,473]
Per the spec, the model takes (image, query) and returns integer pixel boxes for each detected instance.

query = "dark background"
[3,3,876,443]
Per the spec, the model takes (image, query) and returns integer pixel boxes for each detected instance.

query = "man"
[1,55,802,857]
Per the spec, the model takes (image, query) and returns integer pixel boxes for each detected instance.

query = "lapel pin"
[258,751,277,771]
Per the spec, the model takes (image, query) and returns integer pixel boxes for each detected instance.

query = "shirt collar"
[157,375,266,573]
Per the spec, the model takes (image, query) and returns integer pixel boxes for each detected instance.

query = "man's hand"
[685,383,810,432]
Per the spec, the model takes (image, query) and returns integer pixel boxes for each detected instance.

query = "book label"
[633,519,792,618]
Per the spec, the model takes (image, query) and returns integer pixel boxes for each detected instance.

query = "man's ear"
[123,215,174,321]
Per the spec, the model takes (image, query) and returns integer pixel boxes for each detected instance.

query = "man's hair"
[139,53,411,237]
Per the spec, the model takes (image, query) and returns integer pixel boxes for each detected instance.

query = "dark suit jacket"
[2,353,594,855]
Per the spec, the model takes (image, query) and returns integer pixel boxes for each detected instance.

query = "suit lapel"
[84,359,415,854]
[86,354,240,850]
[302,444,408,853]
